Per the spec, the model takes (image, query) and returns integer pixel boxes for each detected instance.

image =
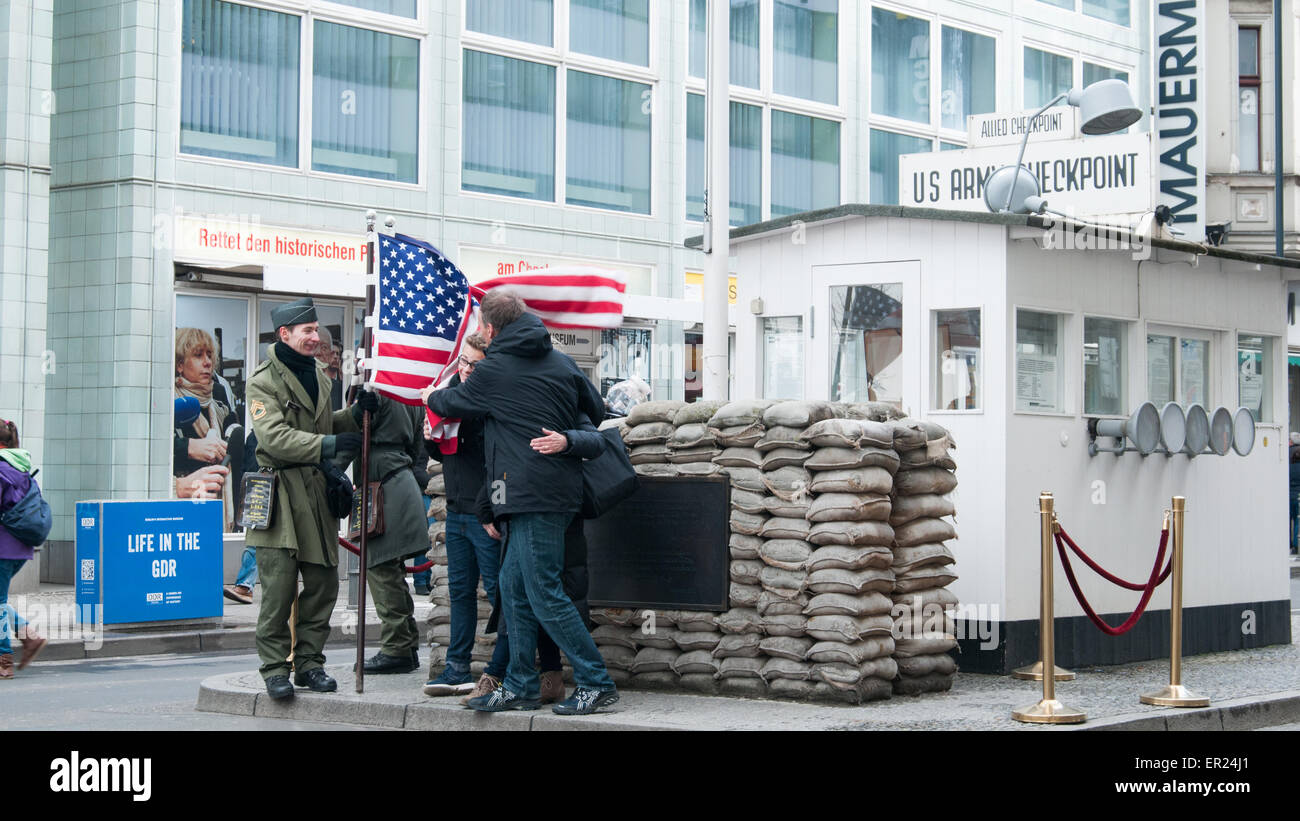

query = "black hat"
[271,297,317,331]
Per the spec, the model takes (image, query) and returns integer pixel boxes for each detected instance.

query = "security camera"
[1205,222,1231,247]
[186,271,202,282]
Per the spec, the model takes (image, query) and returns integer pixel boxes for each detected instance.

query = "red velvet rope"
[338,537,433,574]
[1056,525,1173,590]
[1053,527,1169,636]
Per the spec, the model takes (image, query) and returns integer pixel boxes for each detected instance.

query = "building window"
[1016,310,1065,413]
[1083,0,1129,26]
[688,0,761,88]
[1024,46,1073,108]
[1084,317,1128,415]
[762,316,803,399]
[773,0,838,104]
[829,284,902,405]
[686,95,761,225]
[466,0,553,45]
[462,51,556,201]
[1238,334,1272,422]
[941,26,996,131]
[871,8,929,124]
[570,0,649,66]
[331,0,416,16]
[869,129,930,205]
[933,309,981,411]
[1146,331,1210,408]
[1238,27,1261,172]
[599,327,651,397]
[180,0,300,167]
[311,22,419,183]
[565,71,651,214]
[1083,62,1128,86]
[771,111,839,217]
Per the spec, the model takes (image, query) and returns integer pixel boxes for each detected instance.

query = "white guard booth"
[707,205,1296,674]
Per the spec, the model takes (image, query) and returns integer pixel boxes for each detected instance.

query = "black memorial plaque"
[238,472,276,530]
[585,475,729,611]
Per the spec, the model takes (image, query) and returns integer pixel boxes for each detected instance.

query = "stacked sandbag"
[790,412,900,703]
[591,607,640,688]
[622,400,683,479]
[668,400,727,478]
[887,419,960,695]
[627,607,680,690]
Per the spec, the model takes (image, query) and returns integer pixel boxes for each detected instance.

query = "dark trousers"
[255,548,338,680]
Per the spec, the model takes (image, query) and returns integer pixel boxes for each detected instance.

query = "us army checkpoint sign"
[76,499,223,624]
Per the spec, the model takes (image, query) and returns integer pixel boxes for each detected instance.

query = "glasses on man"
[457,355,478,370]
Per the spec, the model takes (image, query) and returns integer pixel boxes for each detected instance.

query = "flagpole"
[356,211,378,693]
[702,0,730,400]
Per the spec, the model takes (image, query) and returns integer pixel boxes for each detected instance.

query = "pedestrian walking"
[0,420,47,678]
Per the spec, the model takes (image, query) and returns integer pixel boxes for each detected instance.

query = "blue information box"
[75,499,223,624]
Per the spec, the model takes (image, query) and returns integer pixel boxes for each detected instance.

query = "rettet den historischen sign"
[76,499,223,625]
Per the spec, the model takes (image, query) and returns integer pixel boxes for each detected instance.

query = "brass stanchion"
[1140,496,1209,707]
[1013,501,1075,682]
[1013,492,1086,724]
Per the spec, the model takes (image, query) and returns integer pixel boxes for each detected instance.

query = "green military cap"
[271,297,317,331]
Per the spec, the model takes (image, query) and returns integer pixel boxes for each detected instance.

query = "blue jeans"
[0,558,29,656]
[445,510,502,672]
[499,513,613,697]
[235,547,257,588]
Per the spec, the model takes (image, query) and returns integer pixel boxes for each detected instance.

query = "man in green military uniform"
[351,391,428,674]
[246,297,374,700]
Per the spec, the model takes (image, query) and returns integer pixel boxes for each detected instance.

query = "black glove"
[352,389,379,423]
[333,432,364,454]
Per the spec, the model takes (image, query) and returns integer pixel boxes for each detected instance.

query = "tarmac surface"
[24,580,1300,731]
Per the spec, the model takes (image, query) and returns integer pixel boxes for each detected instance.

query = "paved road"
[6,651,380,731]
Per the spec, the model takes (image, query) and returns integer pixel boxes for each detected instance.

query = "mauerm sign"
[898,132,1154,217]
[967,107,1078,148]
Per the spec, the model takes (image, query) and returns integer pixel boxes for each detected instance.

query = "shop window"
[686,95,762,225]
[462,51,556,201]
[180,0,300,167]
[1016,310,1065,413]
[771,111,840,217]
[773,0,838,105]
[829,283,902,405]
[1146,330,1210,408]
[762,317,803,400]
[1083,316,1128,416]
[466,0,553,45]
[570,0,649,66]
[1238,334,1272,422]
[1024,46,1073,108]
[598,327,652,398]
[311,22,419,183]
[932,309,980,410]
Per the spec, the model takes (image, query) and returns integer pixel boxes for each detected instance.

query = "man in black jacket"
[422,291,617,716]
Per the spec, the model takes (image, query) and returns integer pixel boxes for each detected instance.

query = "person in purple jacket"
[0,420,47,679]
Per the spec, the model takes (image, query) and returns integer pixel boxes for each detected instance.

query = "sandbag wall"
[594,398,961,704]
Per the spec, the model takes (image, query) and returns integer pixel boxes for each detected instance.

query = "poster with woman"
[173,294,249,533]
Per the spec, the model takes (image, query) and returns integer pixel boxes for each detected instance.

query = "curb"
[1077,690,1300,731]
[43,623,389,663]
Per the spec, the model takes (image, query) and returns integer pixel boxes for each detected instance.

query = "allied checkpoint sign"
[898,131,1154,219]
[76,499,223,624]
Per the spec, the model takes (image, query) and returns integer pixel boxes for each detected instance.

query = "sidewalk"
[27,581,425,662]
[194,613,1300,731]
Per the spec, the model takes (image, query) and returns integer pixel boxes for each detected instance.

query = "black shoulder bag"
[580,427,639,519]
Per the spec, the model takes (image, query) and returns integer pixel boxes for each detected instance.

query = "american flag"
[472,267,627,329]
[369,233,478,411]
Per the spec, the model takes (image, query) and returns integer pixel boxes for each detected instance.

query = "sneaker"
[466,685,540,712]
[423,666,474,696]
[551,686,619,716]
[539,670,565,704]
[459,673,501,706]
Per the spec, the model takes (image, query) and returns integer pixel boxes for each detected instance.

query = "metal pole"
[1013,492,1085,724]
[1141,496,1209,706]
[702,0,730,400]
[1275,0,1285,258]
[1013,489,1074,682]
[355,212,377,693]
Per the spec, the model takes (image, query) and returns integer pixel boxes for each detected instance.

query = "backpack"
[0,471,53,547]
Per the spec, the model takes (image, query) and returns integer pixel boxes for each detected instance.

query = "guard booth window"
[1083,316,1128,416]
[932,308,980,411]
[829,283,902,405]
[1146,330,1210,408]
[1237,334,1272,422]
[1016,309,1064,413]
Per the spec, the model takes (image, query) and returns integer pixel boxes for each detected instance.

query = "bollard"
[1012,492,1086,724]
[1140,496,1209,707]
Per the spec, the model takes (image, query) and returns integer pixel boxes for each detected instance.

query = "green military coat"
[349,394,429,569]
[245,344,359,565]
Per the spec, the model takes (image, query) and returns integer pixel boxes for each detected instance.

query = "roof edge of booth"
[683,204,1300,272]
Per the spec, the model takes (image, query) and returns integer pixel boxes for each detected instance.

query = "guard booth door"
[808,261,920,410]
